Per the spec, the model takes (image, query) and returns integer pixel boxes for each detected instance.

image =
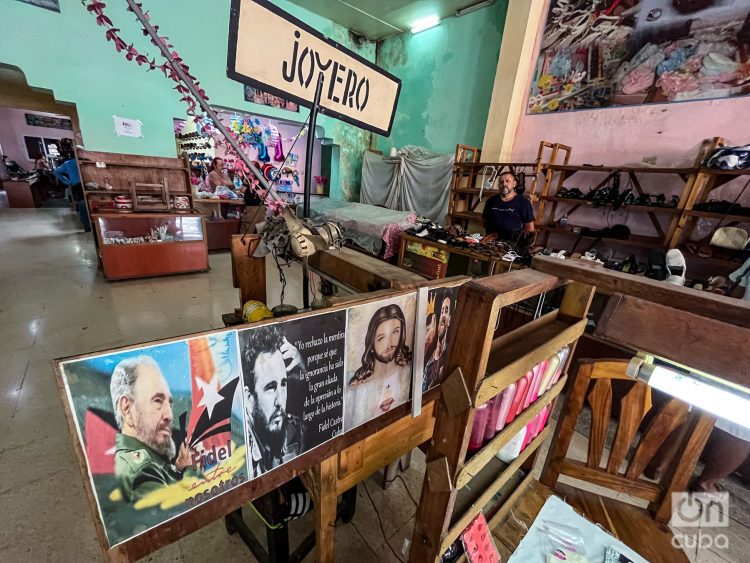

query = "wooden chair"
[539,358,715,562]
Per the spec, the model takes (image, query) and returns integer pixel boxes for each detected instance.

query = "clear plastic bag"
[539,520,590,563]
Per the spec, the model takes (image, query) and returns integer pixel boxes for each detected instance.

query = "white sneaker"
[666,249,686,286]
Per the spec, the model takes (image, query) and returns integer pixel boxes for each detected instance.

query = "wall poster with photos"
[244,85,299,112]
[529,1,750,114]
[58,332,248,547]
[56,285,464,552]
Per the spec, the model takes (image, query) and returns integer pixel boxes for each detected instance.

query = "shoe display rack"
[445,141,568,229]
[409,269,594,561]
[77,149,209,280]
[669,136,750,249]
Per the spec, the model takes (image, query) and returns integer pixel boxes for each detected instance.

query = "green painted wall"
[0,0,373,201]
[375,2,508,155]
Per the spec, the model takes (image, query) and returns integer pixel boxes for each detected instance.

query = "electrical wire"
[362,480,408,562]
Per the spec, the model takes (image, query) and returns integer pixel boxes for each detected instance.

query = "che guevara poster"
[58,331,247,546]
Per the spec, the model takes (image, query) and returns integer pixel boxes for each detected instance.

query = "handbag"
[709,226,750,250]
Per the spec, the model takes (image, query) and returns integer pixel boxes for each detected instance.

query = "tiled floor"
[1,201,748,562]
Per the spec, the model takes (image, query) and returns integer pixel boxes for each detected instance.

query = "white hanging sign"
[227,0,401,136]
[113,115,143,138]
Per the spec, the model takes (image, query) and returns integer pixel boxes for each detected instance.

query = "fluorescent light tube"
[632,361,750,429]
[456,0,494,17]
[410,15,440,34]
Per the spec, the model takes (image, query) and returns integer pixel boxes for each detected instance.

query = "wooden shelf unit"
[535,162,701,250]
[77,150,209,280]
[445,141,570,229]
[409,269,594,561]
[668,137,750,248]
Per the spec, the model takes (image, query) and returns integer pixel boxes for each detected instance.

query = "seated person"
[481,172,535,242]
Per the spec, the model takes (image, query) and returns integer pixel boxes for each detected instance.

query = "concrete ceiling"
[288,0,491,41]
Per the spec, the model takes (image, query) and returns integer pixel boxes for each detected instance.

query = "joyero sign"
[228,0,401,136]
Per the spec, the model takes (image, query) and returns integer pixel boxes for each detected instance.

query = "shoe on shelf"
[666,249,687,286]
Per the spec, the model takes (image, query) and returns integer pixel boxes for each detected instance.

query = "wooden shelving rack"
[532,137,750,257]
[409,269,594,561]
[445,141,571,228]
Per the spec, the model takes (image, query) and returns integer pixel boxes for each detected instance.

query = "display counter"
[93,212,208,279]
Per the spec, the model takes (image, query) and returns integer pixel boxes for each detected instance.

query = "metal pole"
[301,74,324,310]
[303,73,324,219]
[125,0,281,202]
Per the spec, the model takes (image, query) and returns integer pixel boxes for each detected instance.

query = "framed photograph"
[420,285,459,393]
[343,294,417,430]
[237,310,346,478]
[57,332,248,547]
[244,85,299,112]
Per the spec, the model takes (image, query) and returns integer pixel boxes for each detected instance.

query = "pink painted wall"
[0,106,73,168]
[512,97,750,168]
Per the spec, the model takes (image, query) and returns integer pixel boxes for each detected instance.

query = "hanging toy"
[262,163,278,182]
[256,142,270,163]
[274,136,285,162]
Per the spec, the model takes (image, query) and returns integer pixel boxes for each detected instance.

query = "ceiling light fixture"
[456,0,495,17]
[410,15,440,34]
[627,355,750,429]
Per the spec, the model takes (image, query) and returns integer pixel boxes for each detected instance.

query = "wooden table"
[397,233,519,280]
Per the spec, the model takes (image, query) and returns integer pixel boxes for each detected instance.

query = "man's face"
[424,314,436,354]
[215,158,224,169]
[249,351,287,436]
[374,318,402,364]
[130,365,174,457]
[501,174,517,195]
[438,298,451,338]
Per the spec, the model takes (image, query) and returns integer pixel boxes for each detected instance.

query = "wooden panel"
[77,149,190,196]
[99,241,209,280]
[595,294,750,388]
[559,459,663,502]
[230,234,265,305]
[457,375,567,488]
[308,247,426,292]
[439,428,549,557]
[606,381,651,474]
[335,400,435,492]
[626,399,689,480]
[471,268,565,307]
[532,255,750,329]
[205,219,240,250]
[477,319,585,406]
[586,379,612,470]
[490,309,558,353]
[4,180,37,208]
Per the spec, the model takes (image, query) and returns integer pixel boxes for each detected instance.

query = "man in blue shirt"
[54,158,89,232]
[482,173,535,242]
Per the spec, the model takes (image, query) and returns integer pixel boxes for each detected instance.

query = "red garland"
[84,0,279,205]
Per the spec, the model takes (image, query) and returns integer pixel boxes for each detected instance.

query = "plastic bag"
[540,520,589,563]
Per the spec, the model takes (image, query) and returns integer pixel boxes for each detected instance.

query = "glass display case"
[93,213,208,280]
[97,215,204,245]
